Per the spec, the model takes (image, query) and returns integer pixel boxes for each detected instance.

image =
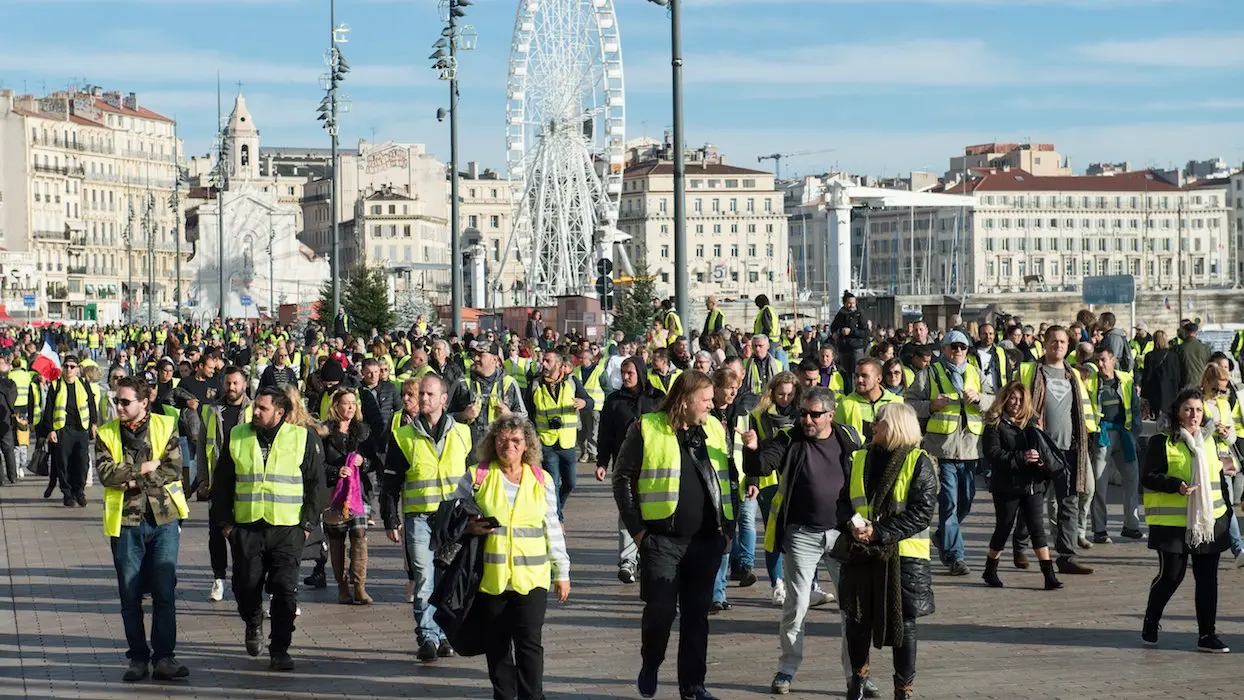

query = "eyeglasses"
[64,365,78,370]
[948,343,968,351]
[800,409,830,419]
[113,397,135,408]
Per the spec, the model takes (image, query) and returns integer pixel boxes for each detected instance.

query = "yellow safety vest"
[88,333,101,349]
[636,412,734,523]
[229,422,307,526]
[925,363,984,435]
[1085,370,1136,431]
[754,305,780,342]
[468,375,518,424]
[1018,362,1098,433]
[1144,434,1227,527]
[201,403,253,487]
[647,369,682,397]
[705,308,724,334]
[10,369,32,410]
[838,391,904,440]
[99,413,189,537]
[394,421,472,514]
[749,406,791,490]
[665,311,683,343]
[1203,394,1237,465]
[849,448,931,559]
[505,357,530,390]
[743,357,780,396]
[533,381,578,448]
[573,362,605,409]
[967,345,1009,388]
[51,379,92,430]
[475,462,551,595]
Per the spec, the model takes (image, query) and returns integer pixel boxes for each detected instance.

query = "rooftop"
[624,161,770,179]
[943,168,1182,194]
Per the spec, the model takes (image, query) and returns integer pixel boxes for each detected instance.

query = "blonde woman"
[317,389,373,604]
[1200,364,1244,565]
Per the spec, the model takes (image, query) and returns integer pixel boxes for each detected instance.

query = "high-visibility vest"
[230,421,307,526]
[1085,370,1136,431]
[413,365,435,380]
[99,413,189,537]
[573,362,605,409]
[505,357,530,390]
[51,379,92,430]
[10,369,32,411]
[155,329,168,347]
[319,388,360,421]
[1018,362,1098,433]
[743,357,781,396]
[474,462,551,595]
[664,311,683,343]
[748,406,790,490]
[533,381,578,448]
[88,333,101,349]
[728,413,749,483]
[29,382,43,425]
[1130,339,1153,371]
[848,448,930,559]
[1203,393,1237,465]
[636,411,734,523]
[1144,434,1227,527]
[468,375,518,424]
[838,391,903,440]
[902,366,914,387]
[201,403,253,487]
[647,369,682,397]
[967,345,1009,389]
[394,354,412,380]
[754,305,780,342]
[394,421,472,514]
[821,368,845,394]
[705,308,724,335]
[925,362,984,435]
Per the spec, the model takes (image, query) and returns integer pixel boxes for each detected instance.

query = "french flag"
[31,334,61,382]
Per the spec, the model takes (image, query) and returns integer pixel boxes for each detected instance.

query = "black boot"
[847,671,868,700]
[893,675,914,700]
[1040,559,1063,590]
[982,557,1003,588]
[303,559,327,589]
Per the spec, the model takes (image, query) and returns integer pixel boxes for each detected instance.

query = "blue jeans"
[937,460,978,564]
[757,485,784,585]
[541,445,577,521]
[403,514,443,644]
[111,519,181,663]
[713,496,757,603]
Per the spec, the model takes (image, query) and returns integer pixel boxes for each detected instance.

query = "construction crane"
[757,149,836,180]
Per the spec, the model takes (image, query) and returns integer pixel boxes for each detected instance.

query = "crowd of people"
[0,293,1240,699]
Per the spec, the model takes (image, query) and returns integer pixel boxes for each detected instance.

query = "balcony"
[33,229,70,242]
[33,163,84,177]
[67,264,88,276]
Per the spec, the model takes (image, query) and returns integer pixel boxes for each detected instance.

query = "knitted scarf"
[845,444,913,650]
[1179,428,1216,547]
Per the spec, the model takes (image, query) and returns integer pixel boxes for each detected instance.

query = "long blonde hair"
[1201,363,1231,400]
[755,371,800,414]
[282,385,317,428]
[873,403,922,450]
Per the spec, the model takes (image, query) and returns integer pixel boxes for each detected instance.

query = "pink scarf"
[329,452,366,519]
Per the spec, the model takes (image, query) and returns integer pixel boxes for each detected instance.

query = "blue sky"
[2,0,1242,178]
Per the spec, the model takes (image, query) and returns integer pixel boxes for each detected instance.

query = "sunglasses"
[64,365,78,370]
[113,397,136,408]
[800,409,830,419]
[948,343,968,351]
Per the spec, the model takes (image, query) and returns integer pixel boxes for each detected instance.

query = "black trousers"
[1014,452,1078,558]
[477,590,548,700]
[845,615,917,686]
[229,524,303,655]
[51,426,90,497]
[990,490,1048,552]
[639,532,723,692]
[208,521,230,580]
[0,428,16,483]
[1145,550,1220,636]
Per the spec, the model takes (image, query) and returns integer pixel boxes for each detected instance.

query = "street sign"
[1081,275,1135,305]
[240,295,253,307]
[594,275,614,297]
[22,294,35,308]
[596,258,613,276]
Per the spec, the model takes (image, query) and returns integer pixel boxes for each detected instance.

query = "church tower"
[225,93,260,182]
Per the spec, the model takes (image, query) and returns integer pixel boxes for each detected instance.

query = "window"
[985,238,995,252]
[747,224,756,233]
[694,199,702,214]
[695,245,704,257]
[689,179,702,189]
[748,271,759,283]
[403,224,412,237]
[1001,218,1011,230]
[659,199,668,214]
[1098,238,1108,252]
[986,261,995,277]
[660,245,669,259]
[742,179,755,188]
[746,199,754,213]
[371,205,382,215]
[707,179,721,189]
[764,199,772,213]
[1001,260,1011,277]
[713,224,722,234]
[373,225,382,236]
[711,199,720,213]
[490,215,500,228]
[747,244,757,256]
[695,224,703,233]
[725,179,738,188]
[389,205,397,215]
[468,215,478,228]
[404,246,412,262]
[712,244,721,257]
[766,244,774,256]
[730,245,739,257]
[766,224,773,233]
[729,198,737,213]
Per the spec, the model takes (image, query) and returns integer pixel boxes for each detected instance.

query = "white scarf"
[1179,427,1216,547]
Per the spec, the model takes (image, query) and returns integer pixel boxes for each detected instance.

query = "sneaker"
[122,660,149,682]
[405,580,416,603]
[1141,618,1160,647]
[269,652,295,671]
[808,586,833,607]
[1091,533,1113,545]
[437,639,456,658]
[947,560,971,576]
[770,672,793,695]
[862,678,880,698]
[770,580,786,607]
[1198,634,1230,653]
[209,578,225,602]
[708,600,731,614]
[1120,528,1145,540]
[737,567,758,588]
[152,656,190,681]
[638,665,659,699]
[245,623,263,657]
[618,567,637,584]
[416,638,438,663]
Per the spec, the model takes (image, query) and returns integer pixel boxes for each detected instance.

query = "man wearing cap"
[524,350,592,520]
[906,329,994,576]
[1131,324,1153,374]
[40,354,99,507]
[450,341,525,448]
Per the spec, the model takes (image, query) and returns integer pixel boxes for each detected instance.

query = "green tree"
[610,262,658,342]
[316,265,397,333]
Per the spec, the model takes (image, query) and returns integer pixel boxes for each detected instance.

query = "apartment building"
[459,163,521,308]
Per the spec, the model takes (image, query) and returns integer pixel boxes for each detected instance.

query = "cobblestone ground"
[1,465,1241,700]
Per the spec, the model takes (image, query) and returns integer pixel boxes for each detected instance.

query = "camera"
[548,417,563,430]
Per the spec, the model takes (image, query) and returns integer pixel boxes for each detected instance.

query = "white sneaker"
[809,585,834,607]
[770,580,786,607]
[405,580,416,603]
[264,603,301,617]
[209,578,225,602]
[1235,551,1244,568]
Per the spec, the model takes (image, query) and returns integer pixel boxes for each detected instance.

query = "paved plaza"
[1,465,1241,700]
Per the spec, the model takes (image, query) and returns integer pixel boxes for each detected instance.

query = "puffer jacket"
[982,417,1060,497]
[835,446,936,619]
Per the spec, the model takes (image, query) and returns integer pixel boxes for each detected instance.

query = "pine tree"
[316,279,335,323]
[343,264,396,333]
[394,288,440,334]
[610,262,658,342]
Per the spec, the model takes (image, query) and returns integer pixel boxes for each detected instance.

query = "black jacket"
[321,419,371,491]
[597,358,660,470]
[982,418,1060,496]
[830,308,869,351]
[429,496,490,656]
[835,446,937,619]
[745,422,860,555]
[358,380,399,460]
[209,423,327,532]
[259,364,299,389]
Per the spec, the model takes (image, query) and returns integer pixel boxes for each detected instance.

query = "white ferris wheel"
[499,0,626,305]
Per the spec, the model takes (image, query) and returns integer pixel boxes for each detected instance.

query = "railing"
[67,265,88,275]
[33,229,70,241]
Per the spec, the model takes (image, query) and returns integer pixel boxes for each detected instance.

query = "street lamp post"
[432,0,476,335]
[648,0,688,327]
[318,0,351,321]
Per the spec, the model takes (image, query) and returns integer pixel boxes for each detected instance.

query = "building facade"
[617,149,790,303]
[946,142,1071,181]
[1230,168,1244,282]
[458,162,521,308]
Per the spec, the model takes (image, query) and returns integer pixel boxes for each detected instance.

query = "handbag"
[1025,425,1067,475]
[29,439,50,477]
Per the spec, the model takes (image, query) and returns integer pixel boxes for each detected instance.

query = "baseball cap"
[470,340,500,356]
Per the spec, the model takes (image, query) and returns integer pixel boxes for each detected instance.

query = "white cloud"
[1076,33,1244,68]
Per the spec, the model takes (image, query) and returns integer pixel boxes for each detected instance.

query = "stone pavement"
[1,465,1242,700]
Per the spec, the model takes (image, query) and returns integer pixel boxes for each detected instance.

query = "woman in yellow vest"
[95,374,191,683]
[838,402,935,700]
[1140,389,1233,652]
[452,414,570,700]
[316,390,374,605]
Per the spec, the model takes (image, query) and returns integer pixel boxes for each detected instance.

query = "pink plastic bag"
[328,451,366,521]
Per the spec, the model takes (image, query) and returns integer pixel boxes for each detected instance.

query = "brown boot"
[328,535,351,604]
[350,531,373,605]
